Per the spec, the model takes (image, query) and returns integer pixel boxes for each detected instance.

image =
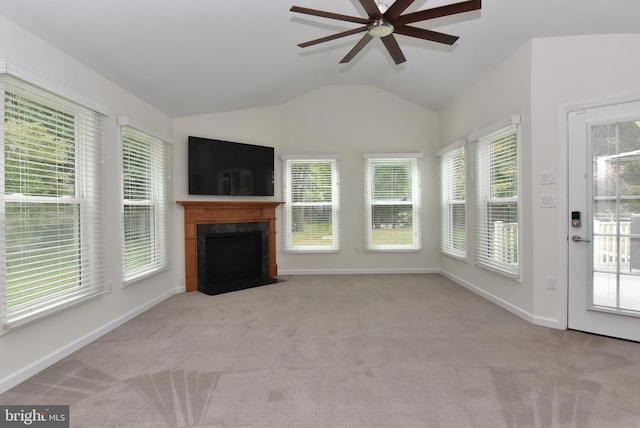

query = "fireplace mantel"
[177,201,284,292]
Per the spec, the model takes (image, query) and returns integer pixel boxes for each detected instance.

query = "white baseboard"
[440,270,564,330]
[278,268,440,276]
[0,287,181,395]
[532,315,563,329]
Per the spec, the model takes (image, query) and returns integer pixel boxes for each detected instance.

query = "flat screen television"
[188,136,275,196]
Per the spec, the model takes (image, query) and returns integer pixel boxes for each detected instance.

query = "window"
[282,155,340,252]
[364,154,422,251]
[120,120,171,283]
[473,117,520,277]
[1,73,105,333]
[439,141,466,259]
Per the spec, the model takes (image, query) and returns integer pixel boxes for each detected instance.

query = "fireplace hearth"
[197,222,276,295]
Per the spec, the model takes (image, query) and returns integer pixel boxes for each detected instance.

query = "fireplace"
[177,201,284,293]
[197,221,274,295]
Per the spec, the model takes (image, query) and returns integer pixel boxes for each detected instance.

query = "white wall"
[172,86,441,277]
[438,42,535,319]
[0,17,177,393]
[530,34,640,325]
[280,86,440,273]
[439,34,640,328]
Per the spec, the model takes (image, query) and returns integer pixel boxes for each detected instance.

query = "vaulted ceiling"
[1,0,639,117]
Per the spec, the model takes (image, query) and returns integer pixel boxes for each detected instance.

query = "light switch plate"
[541,194,556,207]
[541,170,556,185]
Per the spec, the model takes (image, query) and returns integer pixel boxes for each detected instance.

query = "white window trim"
[364,152,424,159]
[119,119,172,286]
[281,153,341,161]
[281,154,341,253]
[117,116,173,145]
[436,139,466,157]
[1,69,105,333]
[470,115,522,280]
[0,59,108,115]
[439,139,468,261]
[468,114,521,142]
[363,153,422,252]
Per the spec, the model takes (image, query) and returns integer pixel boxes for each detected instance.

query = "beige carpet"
[2,274,640,427]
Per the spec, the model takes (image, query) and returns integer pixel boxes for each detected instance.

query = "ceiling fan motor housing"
[368,19,394,37]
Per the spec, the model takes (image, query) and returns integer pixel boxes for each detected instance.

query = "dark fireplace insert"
[197,221,276,295]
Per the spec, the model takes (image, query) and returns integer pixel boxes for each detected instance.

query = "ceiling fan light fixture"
[368,19,394,37]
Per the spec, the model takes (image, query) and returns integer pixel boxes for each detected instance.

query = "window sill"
[365,247,422,253]
[475,262,521,283]
[123,264,171,287]
[284,249,340,254]
[440,250,468,262]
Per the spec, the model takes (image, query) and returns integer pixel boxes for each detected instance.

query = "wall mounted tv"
[188,136,275,196]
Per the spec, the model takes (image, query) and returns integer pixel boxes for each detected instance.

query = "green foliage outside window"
[4,97,80,309]
[593,121,640,222]
[288,160,335,248]
[489,133,517,199]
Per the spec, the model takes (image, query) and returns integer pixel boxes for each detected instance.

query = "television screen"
[188,136,275,196]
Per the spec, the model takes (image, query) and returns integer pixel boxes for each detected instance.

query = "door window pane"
[592,120,640,313]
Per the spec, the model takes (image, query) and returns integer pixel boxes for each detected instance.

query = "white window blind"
[474,122,520,277]
[439,142,466,259]
[1,75,105,333]
[364,154,422,251]
[121,124,171,283]
[282,155,340,252]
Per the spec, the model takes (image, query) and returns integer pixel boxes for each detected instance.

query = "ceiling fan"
[290,0,481,64]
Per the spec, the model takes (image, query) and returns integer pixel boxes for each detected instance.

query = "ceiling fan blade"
[298,26,368,48]
[384,0,415,21]
[290,6,370,25]
[358,0,383,18]
[393,26,459,45]
[381,34,407,64]
[340,33,374,63]
[395,0,481,26]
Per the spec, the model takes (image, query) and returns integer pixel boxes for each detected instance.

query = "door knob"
[571,235,591,243]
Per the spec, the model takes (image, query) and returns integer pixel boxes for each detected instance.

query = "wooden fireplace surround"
[177,201,284,292]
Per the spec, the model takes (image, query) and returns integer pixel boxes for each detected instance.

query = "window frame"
[471,115,521,279]
[1,64,107,334]
[281,154,340,253]
[119,117,172,285]
[439,140,467,260]
[363,153,422,252]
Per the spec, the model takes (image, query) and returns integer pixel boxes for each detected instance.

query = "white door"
[568,100,640,342]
